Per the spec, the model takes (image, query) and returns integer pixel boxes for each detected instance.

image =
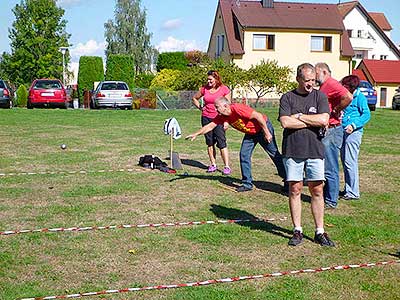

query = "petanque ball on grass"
[60,144,67,150]
[183,172,189,176]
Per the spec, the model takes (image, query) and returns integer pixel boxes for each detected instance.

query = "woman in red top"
[192,70,231,175]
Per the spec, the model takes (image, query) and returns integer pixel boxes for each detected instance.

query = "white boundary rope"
[20,260,399,300]
[0,167,146,177]
[0,217,287,236]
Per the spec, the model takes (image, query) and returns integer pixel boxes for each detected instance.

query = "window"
[253,34,275,50]
[355,53,363,59]
[311,36,332,52]
[380,55,388,60]
[347,29,353,38]
[357,30,362,38]
[216,34,224,57]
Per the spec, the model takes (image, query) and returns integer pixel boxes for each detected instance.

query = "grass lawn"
[0,107,399,300]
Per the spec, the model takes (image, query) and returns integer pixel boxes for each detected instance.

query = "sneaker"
[339,191,346,198]
[222,166,231,175]
[207,165,217,173]
[236,185,253,192]
[288,230,303,246]
[324,203,337,210]
[314,232,335,247]
[341,195,359,201]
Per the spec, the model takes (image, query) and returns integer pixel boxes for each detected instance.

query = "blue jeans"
[322,126,343,207]
[340,130,362,198]
[239,119,286,188]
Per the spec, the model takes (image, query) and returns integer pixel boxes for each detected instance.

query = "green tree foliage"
[177,59,246,93]
[149,69,181,91]
[156,52,189,71]
[208,59,246,92]
[4,0,70,86]
[16,84,28,107]
[105,0,156,74]
[134,73,155,89]
[105,54,135,89]
[185,50,208,66]
[77,56,104,101]
[176,65,205,91]
[245,60,295,106]
[0,53,9,80]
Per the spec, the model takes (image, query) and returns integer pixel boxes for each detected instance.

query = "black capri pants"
[201,116,227,149]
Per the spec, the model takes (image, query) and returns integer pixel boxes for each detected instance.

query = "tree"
[4,0,70,86]
[185,50,207,66]
[105,0,156,74]
[244,60,295,107]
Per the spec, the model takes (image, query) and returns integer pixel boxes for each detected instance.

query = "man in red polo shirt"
[315,63,352,209]
[186,97,286,192]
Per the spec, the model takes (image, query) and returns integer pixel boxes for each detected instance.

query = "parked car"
[0,79,15,109]
[392,87,400,110]
[27,79,67,109]
[91,81,133,110]
[359,80,377,111]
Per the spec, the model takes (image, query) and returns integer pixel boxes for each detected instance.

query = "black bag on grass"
[138,155,167,169]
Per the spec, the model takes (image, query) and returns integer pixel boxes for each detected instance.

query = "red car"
[27,79,67,109]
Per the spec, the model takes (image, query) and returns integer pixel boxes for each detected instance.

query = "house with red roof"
[338,1,400,67]
[207,0,399,100]
[208,0,354,86]
[356,59,400,108]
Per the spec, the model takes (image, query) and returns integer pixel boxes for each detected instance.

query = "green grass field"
[0,107,399,300]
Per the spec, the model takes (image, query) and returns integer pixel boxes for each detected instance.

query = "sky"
[0,0,399,81]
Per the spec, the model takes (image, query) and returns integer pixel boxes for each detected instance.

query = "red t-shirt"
[319,77,349,126]
[200,85,230,118]
[213,103,267,135]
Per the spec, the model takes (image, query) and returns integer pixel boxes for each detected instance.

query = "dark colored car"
[359,80,377,111]
[392,87,400,110]
[27,79,67,109]
[91,81,133,109]
[0,79,15,109]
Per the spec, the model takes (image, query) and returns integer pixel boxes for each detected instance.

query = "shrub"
[135,73,155,89]
[150,69,181,91]
[156,52,189,71]
[105,54,135,89]
[77,56,104,102]
[16,84,28,107]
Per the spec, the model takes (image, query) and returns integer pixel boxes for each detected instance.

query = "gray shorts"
[283,158,325,182]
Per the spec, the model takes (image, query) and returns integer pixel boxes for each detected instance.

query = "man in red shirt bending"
[186,97,286,192]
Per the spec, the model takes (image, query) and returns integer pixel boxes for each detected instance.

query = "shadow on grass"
[181,159,208,170]
[209,204,314,242]
[169,173,241,189]
[170,173,291,197]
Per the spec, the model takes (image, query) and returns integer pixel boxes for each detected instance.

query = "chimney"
[262,0,274,8]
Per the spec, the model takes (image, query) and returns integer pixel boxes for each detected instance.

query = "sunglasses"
[207,70,216,76]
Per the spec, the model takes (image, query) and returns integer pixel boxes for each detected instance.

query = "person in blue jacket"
[339,75,371,200]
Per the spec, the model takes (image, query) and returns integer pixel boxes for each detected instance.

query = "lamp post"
[59,47,68,87]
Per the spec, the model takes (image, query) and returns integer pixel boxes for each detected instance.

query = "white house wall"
[343,7,398,64]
